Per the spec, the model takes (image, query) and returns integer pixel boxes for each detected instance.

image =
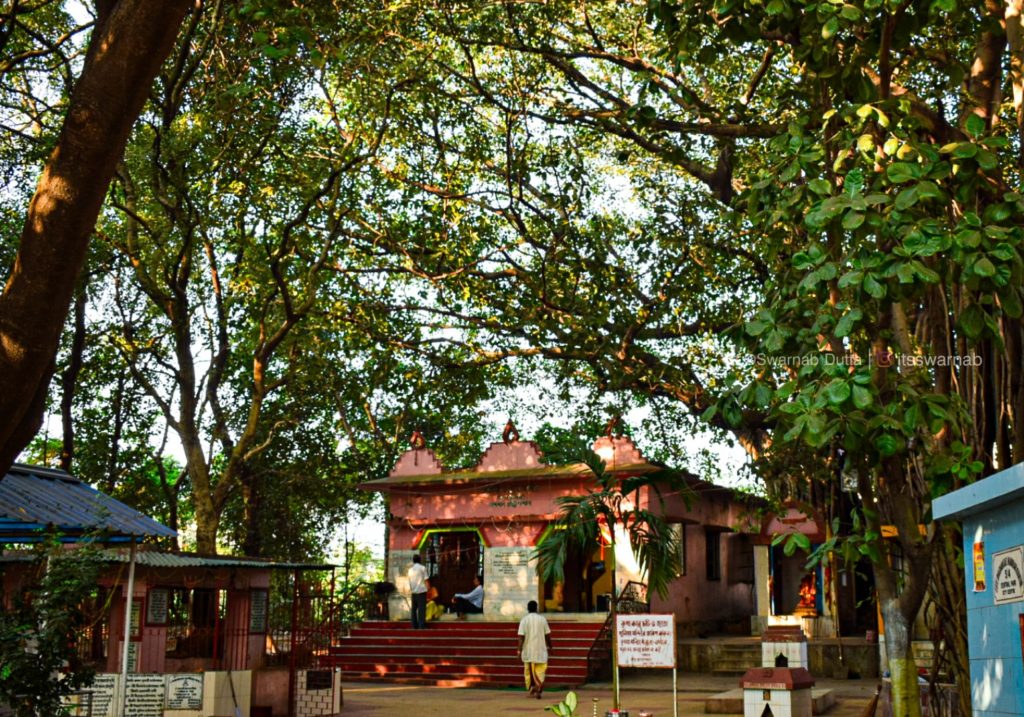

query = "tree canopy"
[4,2,1024,712]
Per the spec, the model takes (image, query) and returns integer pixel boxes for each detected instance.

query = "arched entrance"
[420,529,483,605]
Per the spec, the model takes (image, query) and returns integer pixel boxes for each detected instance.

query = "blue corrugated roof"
[0,463,177,541]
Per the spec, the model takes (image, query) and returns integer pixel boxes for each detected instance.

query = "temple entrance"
[423,530,482,605]
[543,540,612,613]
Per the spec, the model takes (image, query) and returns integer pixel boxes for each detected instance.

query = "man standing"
[517,600,552,699]
[408,554,428,629]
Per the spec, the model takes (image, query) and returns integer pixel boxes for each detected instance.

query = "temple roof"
[363,433,661,491]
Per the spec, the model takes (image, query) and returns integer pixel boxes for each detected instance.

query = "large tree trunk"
[881,598,923,717]
[0,0,191,473]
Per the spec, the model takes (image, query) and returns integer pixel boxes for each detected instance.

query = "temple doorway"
[423,530,482,605]
[542,540,612,613]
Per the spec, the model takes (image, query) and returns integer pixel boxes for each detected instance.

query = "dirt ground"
[338,672,880,716]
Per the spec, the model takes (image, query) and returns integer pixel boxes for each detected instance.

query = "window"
[706,529,721,581]
[670,523,687,576]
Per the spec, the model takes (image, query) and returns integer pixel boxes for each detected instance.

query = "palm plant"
[535,440,690,708]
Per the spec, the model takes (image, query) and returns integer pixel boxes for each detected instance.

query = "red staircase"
[326,620,606,687]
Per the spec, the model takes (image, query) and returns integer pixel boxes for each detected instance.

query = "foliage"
[0,539,103,717]
[545,690,579,717]
[535,440,684,599]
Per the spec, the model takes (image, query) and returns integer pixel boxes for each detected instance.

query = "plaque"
[166,673,203,710]
[81,674,116,717]
[146,588,169,625]
[130,598,143,638]
[125,674,165,717]
[250,589,269,633]
[126,641,139,673]
[993,546,1024,604]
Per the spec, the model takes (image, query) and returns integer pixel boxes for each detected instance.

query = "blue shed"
[933,463,1024,717]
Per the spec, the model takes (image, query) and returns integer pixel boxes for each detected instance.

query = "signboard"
[82,674,116,717]
[146,588,169,625]
[130,598,143,638]
[126,641,140,673]
[249,589,269,633]
[166,674,203,710]
[125,674,165,717]
[616,614,676,668]
[993,546,1024,605]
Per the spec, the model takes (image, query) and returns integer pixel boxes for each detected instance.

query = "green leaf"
[808,178,832,195]
[838,270,863,289]
[875,434,899,457]
[976,149,998,171]
[952,142,978,159]
[745,319,770,336]
[1001,288,1024,319]
[834,307,862,337]
[863,274,885,298]
[566,692,578,713]
[958,304,986,340]
[886,163,916,184]
[852,384,873,409]
[973,256,997,277]
[825,378,851,405]
[894,186,919,210]
[840,4,861,20]
[822,16,840,39]
[842,211,866,230]
[965,113,985,138]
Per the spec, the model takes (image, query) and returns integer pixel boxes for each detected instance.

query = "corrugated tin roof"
[0,463,176,541]
[98,549,334,570]
[0,549,334,571]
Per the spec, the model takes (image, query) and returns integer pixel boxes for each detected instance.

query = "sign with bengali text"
[616,614,676,668]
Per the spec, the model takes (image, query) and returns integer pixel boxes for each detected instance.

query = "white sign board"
[616,614,676,668]
[993,546,1024,605]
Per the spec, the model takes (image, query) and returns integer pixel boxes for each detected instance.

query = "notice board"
[616,614,676,668]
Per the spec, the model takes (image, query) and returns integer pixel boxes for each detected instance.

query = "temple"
[361,428,759,632]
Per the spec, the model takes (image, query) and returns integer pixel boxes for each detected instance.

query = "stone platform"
[705,688,837,715]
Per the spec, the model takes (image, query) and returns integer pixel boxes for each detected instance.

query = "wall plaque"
[166,673,203,710]
[125,674,165,717]
[146,588,169,625]
[994,546,1024,604]
[250,589,269,633]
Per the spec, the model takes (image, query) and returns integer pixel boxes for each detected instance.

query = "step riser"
[331,620,602,687]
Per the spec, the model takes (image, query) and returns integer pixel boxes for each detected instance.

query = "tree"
[0,0,192,472]
[311,2,1024,712]
[0,539,103,717]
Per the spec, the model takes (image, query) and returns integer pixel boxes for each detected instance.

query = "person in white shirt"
[517,600,552,699]
[408,554,428,629]
[451,575,484,618]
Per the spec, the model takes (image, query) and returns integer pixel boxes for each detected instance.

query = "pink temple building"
[362,429,761,633]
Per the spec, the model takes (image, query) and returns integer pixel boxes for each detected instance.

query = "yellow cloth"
[426,600,444,621]
[524,662,547,691]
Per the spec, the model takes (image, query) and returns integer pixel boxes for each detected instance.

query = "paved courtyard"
[339,673,879,716]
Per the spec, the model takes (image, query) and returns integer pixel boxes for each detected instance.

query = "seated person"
[450,575,484,618]
[425,578,444,621]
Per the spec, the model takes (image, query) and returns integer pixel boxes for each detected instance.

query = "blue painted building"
[934,463,1024,717]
